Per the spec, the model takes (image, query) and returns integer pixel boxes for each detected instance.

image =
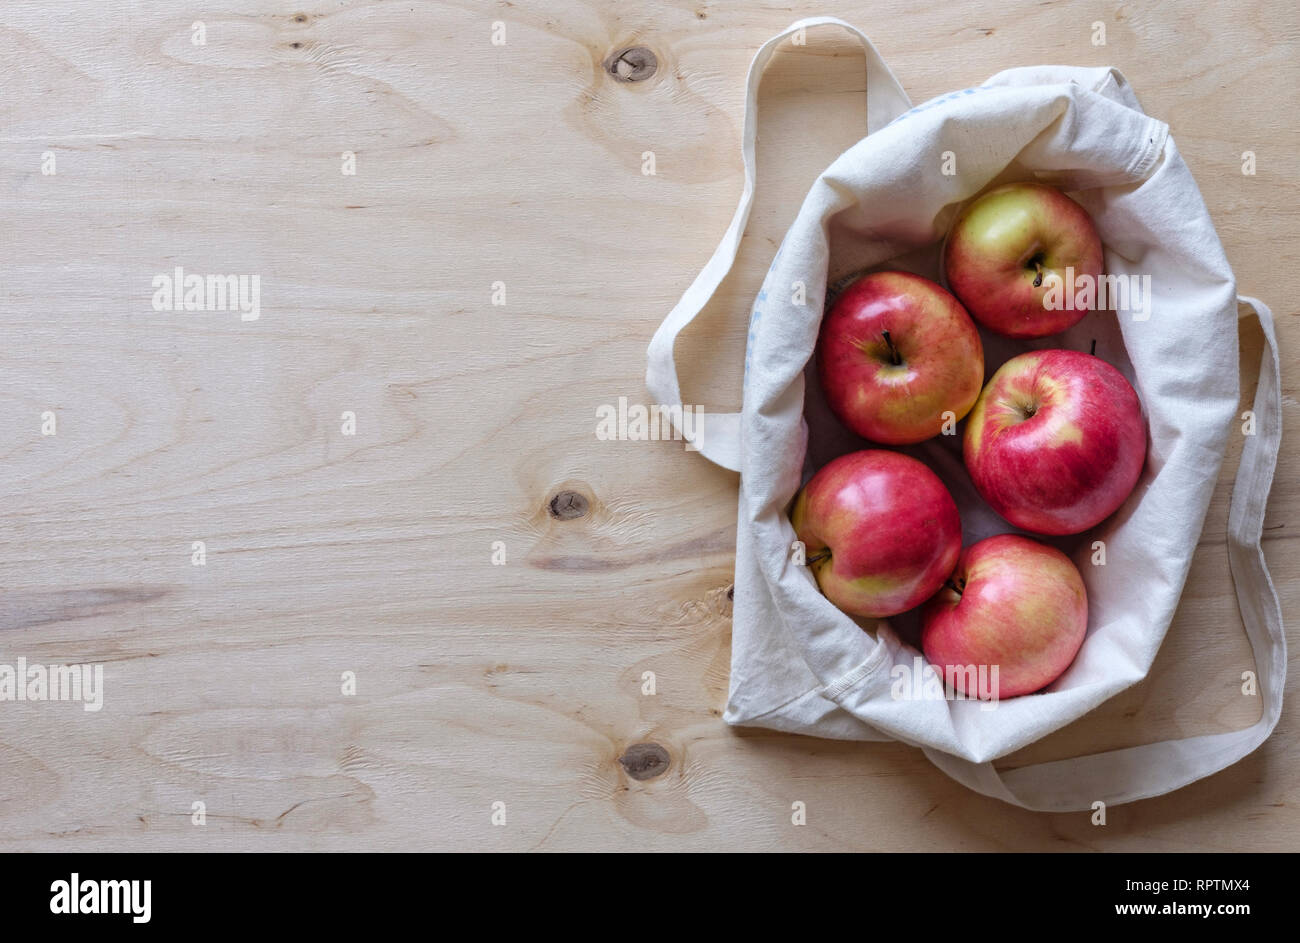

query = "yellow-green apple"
[964,349,1145,535]
[943,182,1103,338]
[921,534,1088,699]
[790,449,962,618]
[817,271,983,444]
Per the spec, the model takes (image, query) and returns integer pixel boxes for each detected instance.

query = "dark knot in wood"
[548,490,589,520]
[605,46,658,82]
[619,742,670,780]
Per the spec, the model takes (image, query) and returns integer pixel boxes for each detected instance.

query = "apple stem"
[806,550,831,566]
[881,329,902,366]
[1032,261,1044,288]
[944,579,963,597]
[1090,338,1097,356]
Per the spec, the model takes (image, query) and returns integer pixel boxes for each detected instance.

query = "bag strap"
[923,296,1286,811]
[644,17,911,472]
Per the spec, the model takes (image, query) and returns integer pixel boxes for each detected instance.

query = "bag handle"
[645,17,911,472]
[923,296,1286,811]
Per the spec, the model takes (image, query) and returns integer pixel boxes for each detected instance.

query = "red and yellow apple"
[790,449,962,618]
[817,271,983,444]
[921,534,1087,699]
[964,349,1145,536]
[943,182,1103,338]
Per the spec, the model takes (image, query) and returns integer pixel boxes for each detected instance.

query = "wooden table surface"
[1,0,1296,851]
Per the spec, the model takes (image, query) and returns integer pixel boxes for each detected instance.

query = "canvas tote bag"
[646,17,1285,811]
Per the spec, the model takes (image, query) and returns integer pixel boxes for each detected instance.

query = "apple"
[921,534,1088,699]
[964,349,1145,535]
[790,449,962,618]
[943,182,1103,338]
[818,271,984,445]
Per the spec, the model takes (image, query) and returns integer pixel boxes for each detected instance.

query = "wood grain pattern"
[0,0,1296,851]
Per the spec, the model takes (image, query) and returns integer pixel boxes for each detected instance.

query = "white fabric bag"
[646,17,1285,811]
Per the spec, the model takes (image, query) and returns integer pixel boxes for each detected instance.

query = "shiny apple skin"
[943,183,1104,339]
[817,271,984,445]
[921,534,1088,699]
[963,349,1145,536]
[790,449,962,618]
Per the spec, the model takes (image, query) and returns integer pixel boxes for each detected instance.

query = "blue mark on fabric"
[887,86,982,127]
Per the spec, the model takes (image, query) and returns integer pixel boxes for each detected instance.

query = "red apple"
[818,271,983,445]
[964,349,1145,536]
[790,449,962,618]
[921,534,1088,699]
[943,182,1103,338]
